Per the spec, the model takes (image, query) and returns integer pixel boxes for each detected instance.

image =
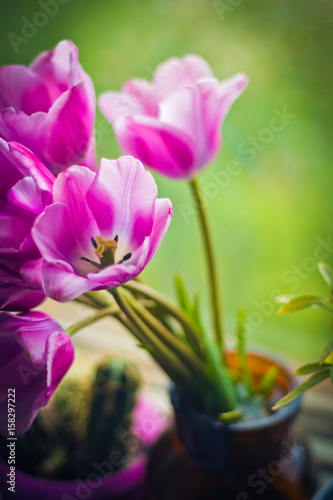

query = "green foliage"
[277,295,327,315]
[294,362,331,376]
[273,369,330,410]
[275,262,333,409]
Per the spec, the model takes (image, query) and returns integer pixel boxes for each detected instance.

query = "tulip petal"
[153,55,213,99]
[218,73,249,123]
[42,261,91,302]
[0,311,74,436]
[52,166,98,256]
[32,203,89,272]
[146,198,173,266]
[87,156,157,252]
[43,81,95,172]
[0,66,51,115]
[116,116,195,179]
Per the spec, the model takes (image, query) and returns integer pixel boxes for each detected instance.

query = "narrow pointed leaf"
[318,262,333,289]
[236,307,252,396]
[174,273,191,314]
[272,369,330,410]
[277,295,324,315]
[257,365,279,398]
[319,340,333,365]
[294,362,331,375]
[218,410,243,424]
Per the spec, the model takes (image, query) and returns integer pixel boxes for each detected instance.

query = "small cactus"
[3,357,140,480]
[86,358,140,466]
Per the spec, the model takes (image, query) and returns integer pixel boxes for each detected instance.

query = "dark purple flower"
[0,139,54,260]
[0,311,74,436]
[0,258,45,311]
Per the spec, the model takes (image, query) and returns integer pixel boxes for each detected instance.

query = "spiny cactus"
[86,358,140,466]
[2,357,140,480]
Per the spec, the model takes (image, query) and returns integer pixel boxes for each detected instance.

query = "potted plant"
[0,41,316,499]
[0,355,162,500]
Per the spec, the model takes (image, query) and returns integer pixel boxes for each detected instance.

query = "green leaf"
[257,365,280,398]
[174,273,191,314]
[277,295,325,315]
[318,262,333,289]
[272,369,330,410]
[236,307,253,396]
[203,332,238,412]
[319,340,333,364]
[330,366,333,385]
[218,410,243,424]
[294,362,331,375]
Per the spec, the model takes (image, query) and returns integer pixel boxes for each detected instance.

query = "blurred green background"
[1,0,332,364]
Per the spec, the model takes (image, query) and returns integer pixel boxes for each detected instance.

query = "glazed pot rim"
[171,347,302,432]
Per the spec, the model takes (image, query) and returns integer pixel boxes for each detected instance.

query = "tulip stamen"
[117,253,132,264]
[80,257,101,269]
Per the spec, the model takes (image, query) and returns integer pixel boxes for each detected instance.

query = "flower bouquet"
[0,41,316,499]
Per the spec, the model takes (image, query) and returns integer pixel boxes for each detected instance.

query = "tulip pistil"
[80,235,131,270]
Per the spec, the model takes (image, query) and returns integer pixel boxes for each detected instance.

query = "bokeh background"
[1,0,332,365]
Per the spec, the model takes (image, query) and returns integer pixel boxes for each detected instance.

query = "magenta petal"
[0,202,34,255]
[218,73,249,120]
[0,311,74,436]
[30,40,80,101]
[43,82,95,171]
[153,55,213,99]
[52,166,98,254]
[145,198,173,266]
[116,116,195,179]
[32,203,81,268]
[0,109,48,166]
[0,260,45,311]
[0,66,51,115]
[42,261,91,302]
[0,139,54,200]
[87,156,157,250]
[99,90,144,125]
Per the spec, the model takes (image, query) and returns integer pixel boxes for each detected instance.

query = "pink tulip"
[0,311,74,436]
[99,55,248,180]
[32,156,172,302]
[0,40,96,175]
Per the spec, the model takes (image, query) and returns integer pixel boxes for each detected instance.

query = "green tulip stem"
[122,289,205,378]
[66,304,119,336]
[110,288,197,390]
[123,281,203,356]
[189,177,224,350]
